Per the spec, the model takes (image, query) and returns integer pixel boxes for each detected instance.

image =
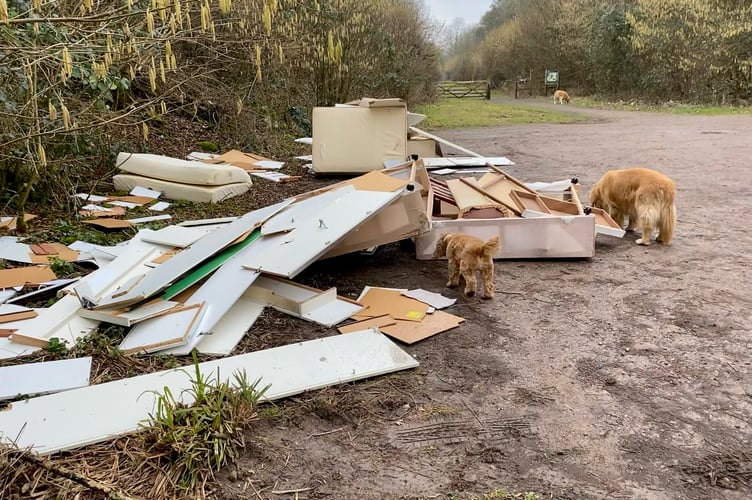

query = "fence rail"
[437,80,490,100]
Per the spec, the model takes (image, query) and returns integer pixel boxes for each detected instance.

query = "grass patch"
[140,355,269,490]
[572,96,752,115]
[414,98,588,129]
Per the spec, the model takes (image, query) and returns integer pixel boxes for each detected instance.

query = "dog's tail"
[658,194,676,245]
[482,235,500,259]
[433,233,450,258]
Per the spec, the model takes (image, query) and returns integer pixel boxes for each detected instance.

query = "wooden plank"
[510,190,552,214]
[241,189,400,278]
[0,357,92,401]
[95,200,292,309]
[0,329,418,454]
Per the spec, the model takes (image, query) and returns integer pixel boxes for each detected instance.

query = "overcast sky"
[421,0,493,26]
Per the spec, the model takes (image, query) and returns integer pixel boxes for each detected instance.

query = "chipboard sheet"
[242,189,400,277]
[0,329,418,454]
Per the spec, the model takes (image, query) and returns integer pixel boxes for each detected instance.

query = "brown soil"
[210,102,752,499]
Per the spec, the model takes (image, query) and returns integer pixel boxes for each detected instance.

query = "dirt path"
[217,104,752,499]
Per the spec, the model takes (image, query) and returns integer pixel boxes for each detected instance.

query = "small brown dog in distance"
[434,233,500,299]
[553,89,571,104]
[589,167,676,246]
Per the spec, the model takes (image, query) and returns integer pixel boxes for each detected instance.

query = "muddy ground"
[206,101,752,499]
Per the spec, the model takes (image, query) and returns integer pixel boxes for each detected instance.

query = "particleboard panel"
[192,297,265,356]
[510,190,552,214]
[338,314,396,334]
[118,303,205,354]
[415,216,596,260]
[0,329,418,454]
[0,267,57,289]
[0,357,92,401]
[380,310,465,344]
[446,178,500,216]
[589,207,626,237]
[96,200,291,309]
[471,176,527,213]
[352,287,428,322]
[0,304,37,323]
[241,189,400,278]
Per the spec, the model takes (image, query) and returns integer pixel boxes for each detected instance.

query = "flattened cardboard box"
[312,103,407,174]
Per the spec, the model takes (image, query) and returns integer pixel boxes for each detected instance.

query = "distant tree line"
[441,0,752,103]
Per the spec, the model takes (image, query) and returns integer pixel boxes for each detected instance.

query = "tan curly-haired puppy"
[589,167,676,246]
[434,233,500,299]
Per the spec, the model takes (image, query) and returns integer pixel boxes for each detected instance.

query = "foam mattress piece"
[116,152,251,186]
[113,174,251,203]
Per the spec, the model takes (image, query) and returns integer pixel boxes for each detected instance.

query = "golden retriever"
[434,233,500,299]
[589,167,676,245]
[553,90,571,104]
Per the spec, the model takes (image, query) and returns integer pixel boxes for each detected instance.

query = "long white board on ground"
[0,357,92,401]
[241,188,400,278]
[0,329,418,454]
[94,200,293,309]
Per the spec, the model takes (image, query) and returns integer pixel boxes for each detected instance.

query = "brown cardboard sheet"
[82,218,134,230]
[379,310,465,344]
[337,314,396,334]
[0,266,57,289]
[352,287,428,322]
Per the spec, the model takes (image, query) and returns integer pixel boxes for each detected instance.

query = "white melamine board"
[0,329,417,454]
[193,297,265,356]
[72,235,165,305]
[248,276,363,327]
[0,236,33,264]
[118,303,206,354]
[0,300,99,360]
[126,214,171,224]
[78,300,180,327]
[0,357,92,401]
[521,209,626,239]
[157,250,262,355]
[140,225,214,248]
[96,200,292,308]
[300,298,363,326]
[242,190,399,277]
[5,279,79,305]
[260,187,354,236]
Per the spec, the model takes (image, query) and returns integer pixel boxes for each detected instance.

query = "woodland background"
[1,0,750,224]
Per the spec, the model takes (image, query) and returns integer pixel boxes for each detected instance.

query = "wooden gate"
[437,80,491,100]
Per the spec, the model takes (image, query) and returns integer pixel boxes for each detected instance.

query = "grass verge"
[413,98,589,129]
[570,96,752,115]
